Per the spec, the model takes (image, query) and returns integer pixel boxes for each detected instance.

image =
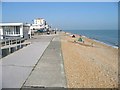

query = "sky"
[2,2,118,30]
[1,0,120,2]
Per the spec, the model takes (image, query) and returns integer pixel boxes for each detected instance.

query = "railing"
[0,37,30,58]
[1,38,25,47]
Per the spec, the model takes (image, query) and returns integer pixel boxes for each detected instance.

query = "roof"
[0,23,30,26]
[35,18,44,20]
[0,23,23,26]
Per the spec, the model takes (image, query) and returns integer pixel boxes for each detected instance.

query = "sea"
[64,30,118,48]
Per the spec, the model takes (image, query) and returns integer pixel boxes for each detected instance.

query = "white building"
[34,18,45,25]
[0,23,31,39]
[30,24,45,30]
[30,18,49,31]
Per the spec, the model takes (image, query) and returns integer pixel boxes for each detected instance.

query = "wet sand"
[61,32,118,88]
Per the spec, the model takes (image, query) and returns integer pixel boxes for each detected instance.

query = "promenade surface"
[0,34,66,89]
[23,35,66,88]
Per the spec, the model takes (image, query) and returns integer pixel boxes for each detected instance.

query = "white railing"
[1,37,31,58]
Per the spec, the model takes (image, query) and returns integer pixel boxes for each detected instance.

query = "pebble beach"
[61,32,118,88]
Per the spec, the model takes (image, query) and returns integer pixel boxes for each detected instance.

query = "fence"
[0,37,30,58]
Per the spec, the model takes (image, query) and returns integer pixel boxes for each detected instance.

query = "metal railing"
[0,37,28,58]
[1,37,25,46]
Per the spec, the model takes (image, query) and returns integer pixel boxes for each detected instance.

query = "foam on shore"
[64,31,118,49]
[92,39,118,49]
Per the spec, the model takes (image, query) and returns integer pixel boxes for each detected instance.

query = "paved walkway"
[1,34,67,89]
[1,35,53,88]
[23,35,67,88]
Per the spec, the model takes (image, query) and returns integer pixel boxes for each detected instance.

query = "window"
[3,26,12,35]
[3,26,20,35]
[16,26,20,34]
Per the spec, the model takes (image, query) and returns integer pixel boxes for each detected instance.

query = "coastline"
[64,31,118,49]
[92,39,118,49]
[61,31,118,88]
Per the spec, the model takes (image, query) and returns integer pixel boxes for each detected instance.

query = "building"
[0,23,31,40]
[30,18,50,31]
[33,18,46,25]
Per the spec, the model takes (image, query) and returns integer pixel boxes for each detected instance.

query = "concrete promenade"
[1,34,66,89]
[23,35,66,88]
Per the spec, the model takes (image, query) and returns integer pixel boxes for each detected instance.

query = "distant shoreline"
[92,39,118,49]
[63,31,118,49]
